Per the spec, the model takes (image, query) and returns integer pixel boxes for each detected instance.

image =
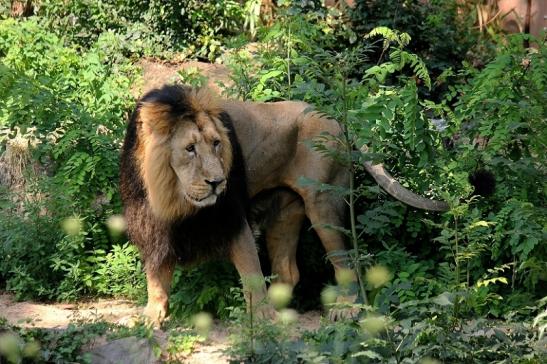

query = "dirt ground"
[0,293,321,363]
[135,59,232,98]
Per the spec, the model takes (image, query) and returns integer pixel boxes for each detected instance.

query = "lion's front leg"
[143,259,175,327]
[230,221,276,319]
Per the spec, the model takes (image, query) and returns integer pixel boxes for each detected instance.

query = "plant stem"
[349,159,368,304]
[466,260,470,287]
[387,329,402,364]
[454,216,460,316]
[454,216,460,287]
[340,77,368,305]
[511,256,517,291]
[249,291,254,357]
[286,20,292,100]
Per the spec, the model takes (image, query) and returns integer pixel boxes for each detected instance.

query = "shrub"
[169,262,242,320]
[36,0,246,59]
[0,198,65,300]
[350,0,480,77]
[94,243,146,300]
[0,18,138,301]
[441,34,547,312]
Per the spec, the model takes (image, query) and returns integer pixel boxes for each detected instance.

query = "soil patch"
[135,59,232,98]
[0,293,322,363]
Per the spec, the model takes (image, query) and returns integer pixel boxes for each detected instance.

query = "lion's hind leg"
[265,190,306,288]
[298,189,361,320]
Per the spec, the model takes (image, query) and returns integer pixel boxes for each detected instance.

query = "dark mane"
[120,85,248,270]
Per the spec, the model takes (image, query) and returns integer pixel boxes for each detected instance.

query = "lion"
[119,84,447,325]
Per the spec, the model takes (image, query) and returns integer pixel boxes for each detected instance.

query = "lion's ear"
[139,102,173,136]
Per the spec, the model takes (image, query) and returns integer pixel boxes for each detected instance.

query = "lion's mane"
[120,85,248,270]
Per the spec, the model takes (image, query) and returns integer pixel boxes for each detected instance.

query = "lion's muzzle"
[183,177,227,208]
[205,177,225,193]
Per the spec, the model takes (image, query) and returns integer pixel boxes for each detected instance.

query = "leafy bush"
[439,33,547,314]
[227,279,546,364]
[0,316,163,363]
[301,298,545,363]
[351,0,480,77]
[94,243,146,300]
[0,198,65,300]
[169,262,242,320]
[0,18,140,301]
[336,30,545,316]
[36,0,245,59]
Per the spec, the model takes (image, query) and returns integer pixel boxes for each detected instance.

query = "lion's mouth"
[184,192,219,207]
[187,194,208,202]
[183,180,227,207]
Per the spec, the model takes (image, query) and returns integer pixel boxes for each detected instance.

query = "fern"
[364,28,432,89]
[366,26,411,48]
[390,49,431,89]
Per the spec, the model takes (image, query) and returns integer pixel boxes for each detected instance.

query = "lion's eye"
[186,144,195,153]
[213,140,221,148]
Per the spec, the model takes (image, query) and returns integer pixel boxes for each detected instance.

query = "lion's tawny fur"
[120,84,355,323]
[140,130,193,220]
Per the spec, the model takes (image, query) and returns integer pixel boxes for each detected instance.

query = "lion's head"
[135,86,233,221]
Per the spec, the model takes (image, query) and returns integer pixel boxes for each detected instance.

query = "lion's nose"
[205,178,225,190]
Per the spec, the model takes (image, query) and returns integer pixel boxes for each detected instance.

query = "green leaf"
[352,350,383,359]
[432,292,454,306]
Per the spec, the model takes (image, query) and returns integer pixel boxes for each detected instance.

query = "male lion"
[120,84,447,325]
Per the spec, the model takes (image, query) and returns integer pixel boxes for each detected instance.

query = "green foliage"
[0,18,141,301]
[0,197,66,300]
[94,243,146,300]
[374,246,439,310]
[222,1,361,102]
[0,18,134,204]
[0,317,163,363]
[169,262,242,320]
[356,32,545,317]
[0,320,110,363]
[302,299,545,363]
[36,0,245,60]
[351,0,480,77]
[226,288,303,363]
[440,34,547,312]
[165,330,203,362]
[226,294,545,363]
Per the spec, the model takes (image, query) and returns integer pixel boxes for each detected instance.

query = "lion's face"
[169,113,229,207]
[136,88,234,221]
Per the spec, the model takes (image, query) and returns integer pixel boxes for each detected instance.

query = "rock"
[87,337,158,364]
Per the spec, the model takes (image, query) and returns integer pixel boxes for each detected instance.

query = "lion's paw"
[327,305,360,321]
[142,303,168,329]
[252,303,278,321]
[116,314,140,328]
[327,293,360,321]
